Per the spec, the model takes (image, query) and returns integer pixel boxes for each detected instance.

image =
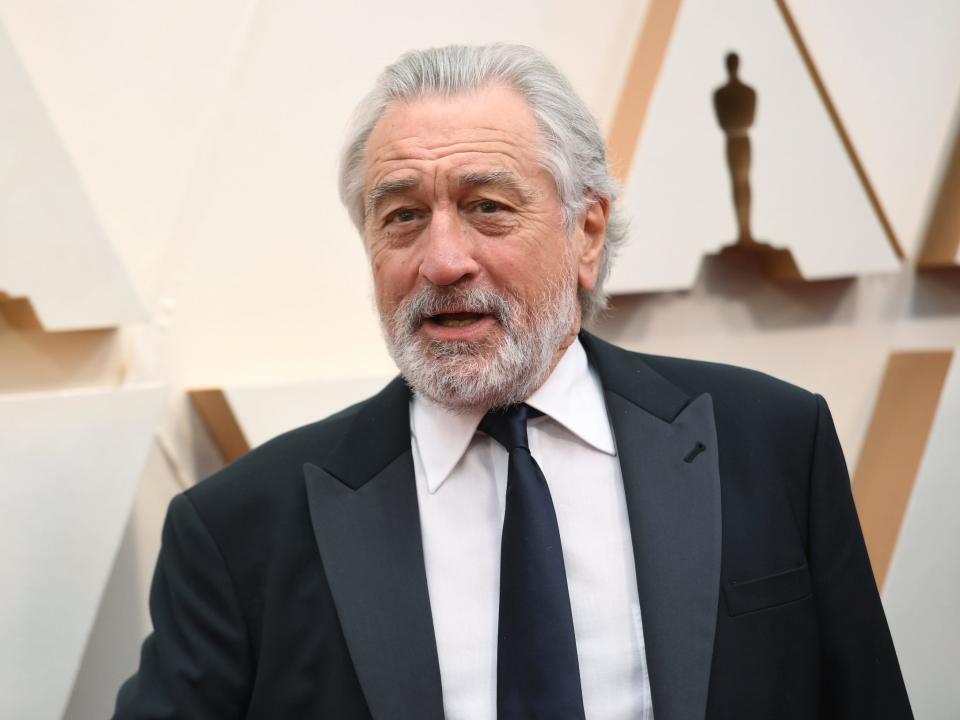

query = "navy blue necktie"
[480,404,586,720]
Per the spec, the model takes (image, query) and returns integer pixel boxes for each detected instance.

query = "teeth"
[439,317,479,328]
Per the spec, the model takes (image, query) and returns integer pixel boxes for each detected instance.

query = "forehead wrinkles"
[378,162,515,197]
[365,136,536,186]
[372,126,536,155]
[367,111,540,156]
[364,106,544,171]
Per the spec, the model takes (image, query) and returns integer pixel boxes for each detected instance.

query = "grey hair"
[338,43,627,323]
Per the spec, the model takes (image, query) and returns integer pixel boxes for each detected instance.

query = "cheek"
[477,249,546,302]
[489,224,571,283]
[371,247,421,306]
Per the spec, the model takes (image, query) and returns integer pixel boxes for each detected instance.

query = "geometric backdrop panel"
[0,386,164,720]
[607,0,900,294]
[0,21,146,331]
[852,351,953,590]
[192,376,391,463]
[786,0,960,260]
[0,0,264,308]
[883,351,960,720]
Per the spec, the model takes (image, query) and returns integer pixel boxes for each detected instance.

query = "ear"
[576,195,609,292]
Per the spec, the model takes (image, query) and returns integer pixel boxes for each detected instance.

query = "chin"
[401,347,547,413]
[383,280,579,411]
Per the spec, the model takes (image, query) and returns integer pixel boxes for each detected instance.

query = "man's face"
[362,84,605,410]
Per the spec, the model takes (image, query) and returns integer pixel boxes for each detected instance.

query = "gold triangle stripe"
[606,0,683,183]
[852,350,953,589]
[0,293,44,330]
[776,0,904,260]
[189,389,250,464]
[918,125,960,267]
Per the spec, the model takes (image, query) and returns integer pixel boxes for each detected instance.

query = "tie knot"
[479,404,543,452]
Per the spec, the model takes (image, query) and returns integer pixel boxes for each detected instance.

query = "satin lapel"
[582,333,722,720]
[303,378,444,720]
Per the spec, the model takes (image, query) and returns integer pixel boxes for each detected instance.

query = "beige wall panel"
[225,376,394,448]
[785,1,960,261]
[0,385,164,720]
[0,22,146,331]
[883,352,960,719]
[62,444,185,720]
[0,1,261,303]
[607,0,900,294]
[193,375,392,462]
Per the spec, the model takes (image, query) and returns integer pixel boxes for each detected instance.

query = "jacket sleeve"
[113,492,253,719]
[807,395,913,718]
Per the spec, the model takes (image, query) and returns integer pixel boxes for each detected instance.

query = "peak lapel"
[303,377,444,720]
[582,333,722,720]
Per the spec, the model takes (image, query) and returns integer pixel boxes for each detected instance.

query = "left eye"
[477,200,501,214]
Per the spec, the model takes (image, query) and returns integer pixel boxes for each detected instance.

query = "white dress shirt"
[410,338,654,720]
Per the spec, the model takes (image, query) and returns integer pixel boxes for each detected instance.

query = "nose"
[418,209,480,287]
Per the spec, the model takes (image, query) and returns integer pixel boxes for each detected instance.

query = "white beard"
[380,274,578,412]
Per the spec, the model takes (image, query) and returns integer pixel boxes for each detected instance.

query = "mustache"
[391,286,517,334]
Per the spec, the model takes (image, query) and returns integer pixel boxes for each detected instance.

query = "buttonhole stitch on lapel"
[683,441,707,464]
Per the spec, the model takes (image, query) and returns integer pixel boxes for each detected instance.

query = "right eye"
[388,209,419,224]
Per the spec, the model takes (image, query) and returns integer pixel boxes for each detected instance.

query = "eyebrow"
[457,170,539,202]
[364,170,539,221]
[365,177,420,220]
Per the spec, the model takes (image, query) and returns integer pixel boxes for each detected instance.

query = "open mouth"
[428,312,488,328]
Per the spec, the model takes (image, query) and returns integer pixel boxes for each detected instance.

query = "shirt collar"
[410,337,616,494]
[525,337,617,456]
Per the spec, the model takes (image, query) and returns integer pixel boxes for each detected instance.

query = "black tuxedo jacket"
[115,333,911,719]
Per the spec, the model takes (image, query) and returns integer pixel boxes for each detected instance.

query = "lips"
[394,286,513,338]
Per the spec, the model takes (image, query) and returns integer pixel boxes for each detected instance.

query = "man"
[115,44,911,719]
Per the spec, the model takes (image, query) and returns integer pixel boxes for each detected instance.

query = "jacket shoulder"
[582,331,820,424]
[636,352,826,495]
[638,352,818,414]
